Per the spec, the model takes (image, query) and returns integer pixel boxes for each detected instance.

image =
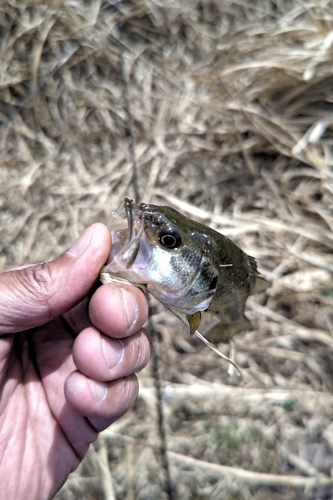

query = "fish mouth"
[105,198,144,269]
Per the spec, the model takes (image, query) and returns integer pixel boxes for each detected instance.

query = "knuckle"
[130,330,152,372]
[22,263,56,308]
[31,263,53,291]
[122,375,138,411]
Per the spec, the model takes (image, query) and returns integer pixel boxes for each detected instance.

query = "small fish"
[100,198,269,343]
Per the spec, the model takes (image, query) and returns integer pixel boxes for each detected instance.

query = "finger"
[0,223,111,334]
[73,326,152,381]
[89,282,148,338]
[64,371,139,431]
[62,296,93,335]
[0,335,14,386]
[32,323,99,458]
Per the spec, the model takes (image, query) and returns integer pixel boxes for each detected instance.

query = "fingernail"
[120,287,139,333]
[89,379,107,403]
[67,225,94,258]
[101,337,124,368]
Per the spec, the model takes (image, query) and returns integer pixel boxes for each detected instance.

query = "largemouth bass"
[100,198,268,343]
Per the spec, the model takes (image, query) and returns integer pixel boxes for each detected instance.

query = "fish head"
[103,198,219,317]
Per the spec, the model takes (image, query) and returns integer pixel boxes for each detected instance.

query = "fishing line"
[112,1,174,498]
[112,1,140,202]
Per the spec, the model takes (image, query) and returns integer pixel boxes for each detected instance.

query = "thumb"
[0,223,111,334]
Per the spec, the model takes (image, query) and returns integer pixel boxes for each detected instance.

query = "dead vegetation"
[1,0,333,498]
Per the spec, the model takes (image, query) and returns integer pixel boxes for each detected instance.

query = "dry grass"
[1,0,333,498]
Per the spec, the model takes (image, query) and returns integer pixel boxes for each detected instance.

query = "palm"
[0,315,92,499]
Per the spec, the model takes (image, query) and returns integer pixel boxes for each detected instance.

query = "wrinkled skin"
[0,223,151,500]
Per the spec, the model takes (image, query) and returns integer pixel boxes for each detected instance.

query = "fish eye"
[158,229,182,249]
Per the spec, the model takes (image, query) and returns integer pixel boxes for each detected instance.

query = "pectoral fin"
[251,275,270,295]
[187,311,202,335]
[205,318,252,343]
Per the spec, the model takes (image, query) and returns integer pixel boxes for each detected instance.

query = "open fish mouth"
[105,198,145,270]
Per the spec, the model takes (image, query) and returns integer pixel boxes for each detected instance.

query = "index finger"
[89,282,148,338]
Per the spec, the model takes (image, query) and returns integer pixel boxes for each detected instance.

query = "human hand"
[0,223,151,500]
